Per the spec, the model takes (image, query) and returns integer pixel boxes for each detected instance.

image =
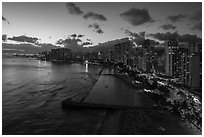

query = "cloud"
[2,16,6,21]
[70,34,77,38]
[149,32,178,41]
[66,3,84,15]
[56,37,82,45]
[88,23,99,29]
[139,31,146,37]
[167,14,187,22]
[188,9,202,31]
[120,8,154,26]
[2,34,7,42]
[124,29,159,46]
[69,34,85,39]
[78,34,84,38]
[83,12,107,21]
[96,29,103,34]
[189,9,202,21]
[82,41,92,46]
[160,24,176,30]
[56,37,88,52]
[65,3,107,22]
[149,32,201,43]
[2,16,9,24]
[178,34,202,43]
[56,35,93,47]
[8,35,39,44]
[125,29,143,38]
[88,23,104,34]
[191,21,202,31]
[125,29,146,38]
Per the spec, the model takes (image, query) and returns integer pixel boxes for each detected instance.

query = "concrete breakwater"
[62,67,145,109]
[61,99,135,110]
[61,67,146,135]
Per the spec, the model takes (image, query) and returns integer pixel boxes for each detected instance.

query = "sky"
[2,2,202,46]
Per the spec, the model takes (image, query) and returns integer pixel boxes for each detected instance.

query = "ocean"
[2,57,105,134]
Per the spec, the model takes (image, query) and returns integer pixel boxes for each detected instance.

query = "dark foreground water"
[2,57,104,134]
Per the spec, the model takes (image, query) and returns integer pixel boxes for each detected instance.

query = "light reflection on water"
[85,63,88,72]
[38,60,48,68]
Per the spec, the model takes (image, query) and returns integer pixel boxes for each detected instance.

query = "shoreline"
[80,67,104,102]
[61,66,202,134]
[3,57,201,135]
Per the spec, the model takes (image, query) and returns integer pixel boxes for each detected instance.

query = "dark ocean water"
[2,57,105,135]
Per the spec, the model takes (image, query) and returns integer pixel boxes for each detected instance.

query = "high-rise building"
[189,42,202,90]
[165,39,179,77]
[114,40,134,65]
[179,42,190,86]
[39,51,51,60]
[165,40,202,90]
[84,52,97,60]
[165,41,189,84]
[154,48,165,74]
[51,48,72,62]
[131,47,143,70]
[142,39,155,72]
[164,40,190,83]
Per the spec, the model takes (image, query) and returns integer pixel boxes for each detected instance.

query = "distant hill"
[2,37,133,54]
[2,43,60,54]
[88,37,132,52]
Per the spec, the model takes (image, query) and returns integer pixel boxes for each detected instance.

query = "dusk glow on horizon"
[2,2,202,46]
